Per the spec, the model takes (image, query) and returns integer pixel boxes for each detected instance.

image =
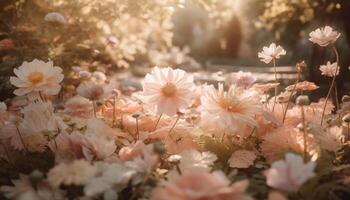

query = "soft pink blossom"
[258,43,286,64]
[309,26,340,47]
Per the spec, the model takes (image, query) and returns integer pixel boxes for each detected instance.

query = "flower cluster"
[0,25,350,200]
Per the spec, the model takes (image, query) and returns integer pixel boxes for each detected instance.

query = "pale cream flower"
[141,67,195,116]
[228,150,256,169]
[258,43,286,64]
[319,61,339,77]
[47,160,97,188]
[201,84,260,132]
[309,26,340,47]
[10,59,64,96]
[264,153,316,192]
[152,171,252,200]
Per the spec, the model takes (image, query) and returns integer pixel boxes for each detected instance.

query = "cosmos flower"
[141,67,195,116]
[10,59,64,96]
[309,26,340,47]
[44,12,67,24]
[258,43,286,64]
[47,160,97,188]
[264,153,316,192]
[319,62,339,77]
[226,71,256,89]
[201,84,260,132]
[152,171,252,200]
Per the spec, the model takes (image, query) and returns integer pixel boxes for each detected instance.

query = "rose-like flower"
[264,153,316,192]
[152,171,252,200]
[141,67,195,116]
[319,61,339,77]
[10,59,64,96]
[258,43,286,64]
[309,26,340,47]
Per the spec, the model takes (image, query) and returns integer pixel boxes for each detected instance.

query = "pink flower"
[264,153,316,192]
[152,171,252,200]
[141,67,195,116]
[226,71,256,89]
[309,26,340,47]
[258,43,286,64]
[319,61,339,77]
[77,81,105,100]
[201,84,260,132]
[119,140,152,161]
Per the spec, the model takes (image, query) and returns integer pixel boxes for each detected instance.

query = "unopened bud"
[296,95,310,106]
[153,141,166,155]
[168,154,182,163]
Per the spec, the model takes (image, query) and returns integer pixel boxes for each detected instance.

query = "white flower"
[319,61,339,77]
[141,67,195,116]
[167,149,217,179]
[309,26,340,47]
[48,160,97,188]
[10,59,64,96]
[264,153,316,192]
[258,43,286,64]
[20,101,67,134]
[44,12,67,24]
[84,162,136,197]
[201,84,260,132]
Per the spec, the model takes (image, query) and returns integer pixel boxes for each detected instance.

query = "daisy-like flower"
[141,67,195,116]
[320,61,339,77]
[264,153,316,192]
[10,59,64,96]
[201,84,260,132]
[258,43,286,64]
[226,71,256,89]
[152,171,253,200]
[309,26,340,47]
[285,81,319,91]
[76,81,105,100]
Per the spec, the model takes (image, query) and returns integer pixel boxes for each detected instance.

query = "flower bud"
[168,154,182,163]
[296,95,310,106]
[153,141,166,155]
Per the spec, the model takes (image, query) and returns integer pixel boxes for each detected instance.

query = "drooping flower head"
[319,61,339,77]
[201,84,260,132]
[10,59,64,96]
[264,153,316,192]
[141,67,195,116]
[309,26,340,47]
[258,43,286,64]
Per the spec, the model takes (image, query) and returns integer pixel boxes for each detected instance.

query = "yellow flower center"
[220,99,244,113]
[28,72,44,84]
[161,83,176,97]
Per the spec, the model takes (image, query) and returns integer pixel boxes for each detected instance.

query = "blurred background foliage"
[0,0,349,98]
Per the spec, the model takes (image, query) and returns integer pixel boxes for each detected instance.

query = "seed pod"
[296,95,310,106]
